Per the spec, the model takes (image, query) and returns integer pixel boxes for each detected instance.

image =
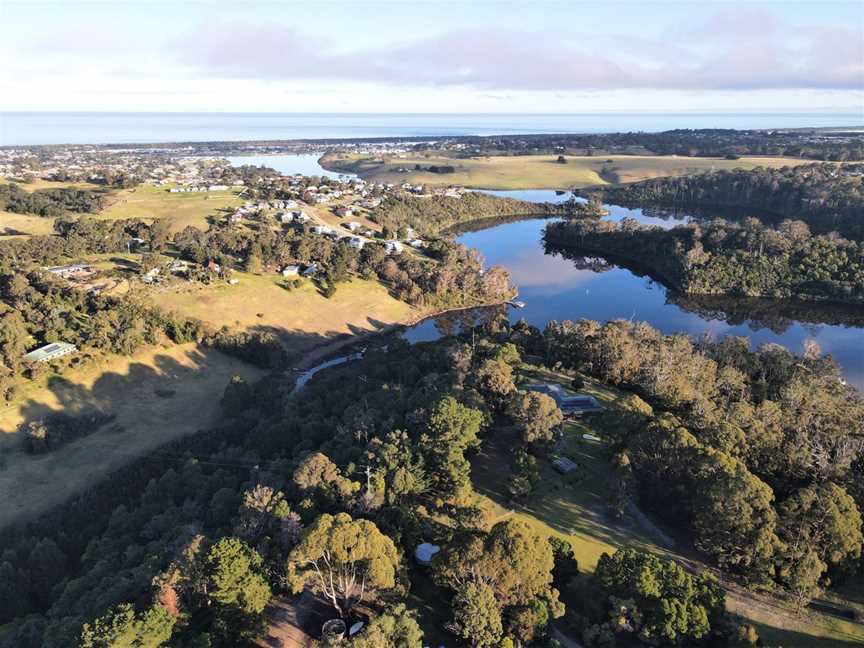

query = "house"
[385,240,404,255]
[281,265,300,277]
[301,264,318,277]
[408,238,426,249]
[22,341,77,364]
[334,206,353,218]
[346,237,365,250]
[142,267,161,283]
[312,225,334,236]
[228,212,243,223]
[524,383,605,416]
[169,260,188,275]
[43,264,91,278]
[292,210,310,223]
[343,221,362,232]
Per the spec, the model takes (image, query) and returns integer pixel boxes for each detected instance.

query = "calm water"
[406,217,864,388]
[226,153,353,180]
[227,155,863,388]
[3,112,862,146]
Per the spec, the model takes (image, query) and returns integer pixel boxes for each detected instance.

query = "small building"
[43,264,91,278]
[524,383,605,416]
[552,457,578,474]
[334,206,353,218]
[415,543,440,566]
[301,264,318,277]
[385,240,404,255]
[346,236,365,250]
[22,341,77,364]
[408,238,426,249]
[344,221,362,232]
[281,265,300,277]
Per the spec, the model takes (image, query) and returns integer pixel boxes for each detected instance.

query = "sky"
[1,0,862,113]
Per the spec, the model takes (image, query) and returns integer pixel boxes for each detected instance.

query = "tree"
[351,603,424,648]
[507,448,539,499]
[449,582,503,647]
[205,537,271,616]
[549,537,579,592]
[587,549,726,646]
[79,603,175,648]
[27,537,66,608]
[0,309,28,372]
[507,391,563,445]
[287,513,400,617]
[292,452,360,507]
[476,359,516,410]
[693,452,780,583]
[426,395,484,451]
[777,483,863,610]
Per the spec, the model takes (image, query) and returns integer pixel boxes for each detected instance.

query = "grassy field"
[0,210,57,238]
[324,153,811,190]
[98,183,245,232]
[1,178,105,192]
[151,272,417,358]
[0,343,265,529]
[469,365,864,647]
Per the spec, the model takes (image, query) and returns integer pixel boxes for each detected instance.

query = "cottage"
[524,383,605,416]
[335,206,353,218]
[343,221,362,232]
[346,237,365,250]
[408,238,426,249]
[385,240,404,255]
[22,341,77,364]
[281,265,300,277]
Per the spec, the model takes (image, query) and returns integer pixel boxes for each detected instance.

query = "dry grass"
[0,343,265,529]
[0,178,104,192]
[98,183,245,232]
[0,210,57,238]
[326,153,811,190]
[150,272,417,357]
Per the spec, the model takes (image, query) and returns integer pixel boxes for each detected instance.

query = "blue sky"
[1,0,862,112]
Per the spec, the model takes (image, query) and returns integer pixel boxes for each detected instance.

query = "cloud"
[171,14,863,92]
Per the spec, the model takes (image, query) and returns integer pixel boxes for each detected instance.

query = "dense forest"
[0,313,860,647]
[368,191,590,236]
[545,217,864,304]
[0,183,107,217]
[591,163,864,241]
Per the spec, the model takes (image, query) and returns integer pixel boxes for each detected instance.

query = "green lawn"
[322,152,811,190]
[98,183,244,232]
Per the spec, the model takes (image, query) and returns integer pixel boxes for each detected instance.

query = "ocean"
[1,112,862,146]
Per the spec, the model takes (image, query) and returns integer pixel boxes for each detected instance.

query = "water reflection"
[404,218,864,388]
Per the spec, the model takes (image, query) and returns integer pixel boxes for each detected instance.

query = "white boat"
[509,300,526,309]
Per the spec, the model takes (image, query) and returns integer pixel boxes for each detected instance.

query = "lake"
[226,153,354,180]
[3,111,862,146]
[222,156,864,388]
[405,210,864,389]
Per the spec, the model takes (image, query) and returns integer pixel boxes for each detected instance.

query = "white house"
[385,240,404,255]
[281,265,300,277]
[344,221,362,232]
[347,237,365,250]
[22,341,77,364]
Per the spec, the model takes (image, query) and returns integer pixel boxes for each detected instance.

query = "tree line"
[545,216,864,304]
[0,183,107,217]
[591,163,864,241]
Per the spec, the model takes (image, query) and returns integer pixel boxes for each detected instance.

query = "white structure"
[346,237,365,250]
[22,341,77,364]
[414,543,440,566]
[385,240,404,255]
[344,221,362,232]
[281,265,300,277]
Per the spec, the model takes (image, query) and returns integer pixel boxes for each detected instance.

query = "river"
[226,157,863,389]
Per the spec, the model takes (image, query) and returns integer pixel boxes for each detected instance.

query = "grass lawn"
[98,183,244,232]
[151,272,418,358]
[324,152,811,190]
[0,178,105,192]
[0,210,57,238]
[0,343,265,530]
